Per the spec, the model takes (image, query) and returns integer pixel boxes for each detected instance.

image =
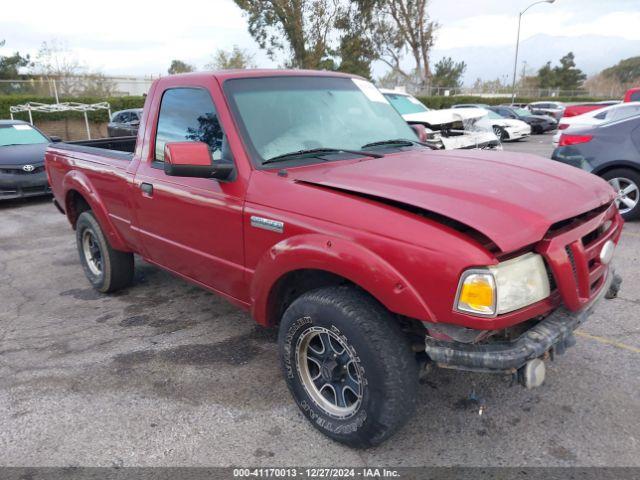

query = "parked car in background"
[452,103,491,109]
[489,106,557,134]
[381,90,499,149]
[624,87,640,103]
[0,120,60,200]
[107,109,143,137]
[528,101,565,120]
[552,114,640,220]
[479,109,531,141]
[553,102,640,146]
[562,101,620,119]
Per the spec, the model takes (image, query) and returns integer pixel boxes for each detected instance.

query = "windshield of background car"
[0,124,49,147]
[514,108,531,116]
[383,93,429,115]
[485,110,504,120]
[224,76,417,165]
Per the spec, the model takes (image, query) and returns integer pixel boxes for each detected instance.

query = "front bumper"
[425,269,621,372]
[0,170,50,200]
[504,126,531,141]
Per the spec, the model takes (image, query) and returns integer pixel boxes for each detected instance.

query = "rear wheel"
[76,211,134,292]
[278,286,419,448]
[602,169,640,220]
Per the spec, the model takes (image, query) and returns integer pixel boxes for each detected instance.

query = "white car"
[380,90,500,149]
[478,109,531,141]
[552,102,640,146]
[528,101,565,120]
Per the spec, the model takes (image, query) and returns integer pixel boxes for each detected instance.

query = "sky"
[1,0,639,80]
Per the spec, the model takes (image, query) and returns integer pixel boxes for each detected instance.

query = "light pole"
[510,0,556,104]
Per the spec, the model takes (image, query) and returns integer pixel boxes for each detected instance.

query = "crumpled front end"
[424,202,624,374]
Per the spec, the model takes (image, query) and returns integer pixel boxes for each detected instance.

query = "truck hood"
[292,149,615,252]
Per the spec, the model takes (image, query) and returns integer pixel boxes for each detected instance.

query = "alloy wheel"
[82,230,103,276]
[295,326,363,418]
[608,177,639,215]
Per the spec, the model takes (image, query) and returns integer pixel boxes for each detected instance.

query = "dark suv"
[107,109,142,137]
[490,106,557,134]
[552,114,640,220]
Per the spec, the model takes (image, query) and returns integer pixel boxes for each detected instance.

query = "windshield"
[224,76,417,166]
[0,124,49,147]
[484,110,504,120]
[513,108,531,117]
[383,93,429,115]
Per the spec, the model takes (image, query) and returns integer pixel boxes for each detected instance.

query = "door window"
[154,88,228,163]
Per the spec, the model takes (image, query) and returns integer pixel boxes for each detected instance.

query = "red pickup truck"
[46,70,623,447]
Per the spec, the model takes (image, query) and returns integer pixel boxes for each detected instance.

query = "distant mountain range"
[430,34,640,85]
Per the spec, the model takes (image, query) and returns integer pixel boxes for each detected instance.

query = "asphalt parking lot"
[1,134,639,467]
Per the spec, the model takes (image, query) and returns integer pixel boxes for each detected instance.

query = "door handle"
[140,182,153,196]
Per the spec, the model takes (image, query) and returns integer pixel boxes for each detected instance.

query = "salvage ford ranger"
[45,70,623,448]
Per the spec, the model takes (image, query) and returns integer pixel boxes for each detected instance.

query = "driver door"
[132,86,246,301]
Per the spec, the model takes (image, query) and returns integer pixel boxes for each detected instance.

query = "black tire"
[278,286,419,448]
[76,211,134,293]
[601,168,640,221]
[532,124,543,134]
[493,126,507,141]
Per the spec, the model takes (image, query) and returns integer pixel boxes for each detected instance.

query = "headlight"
[455,253,551,317]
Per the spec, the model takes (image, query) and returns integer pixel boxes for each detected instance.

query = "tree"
[431,57,466,90]
[232,0,377,76]
[206,45,256,70]
[233,0,342,69]
[553,52,586,90]
[472,76,509,94]
[331,2,377,78]
[601,56,640,84]
[168,59,195,74]
[536,52,586,91]
[372,0,438,90]
[0,40,32,79]
[584,56,640,97]
[537,61,554,89]
[31,40,115,97]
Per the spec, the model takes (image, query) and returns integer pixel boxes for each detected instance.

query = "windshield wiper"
[361,139,420,149]
[262,147,384,165]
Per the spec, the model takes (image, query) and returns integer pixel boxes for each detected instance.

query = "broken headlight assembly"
[455,253,551,317]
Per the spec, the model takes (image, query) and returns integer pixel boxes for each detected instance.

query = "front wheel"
[76,211,134,293]
[278,286,419,448]
[493,126,507,141]
[602,169,640,221]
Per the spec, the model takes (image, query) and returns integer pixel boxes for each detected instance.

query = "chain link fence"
[413,85,606,99]
[0,76,614,100]
[0,76,155,99]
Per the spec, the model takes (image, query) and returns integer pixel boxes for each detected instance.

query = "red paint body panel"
[624,87,640,103]
[45,70,624,334]
[164,142,212,166]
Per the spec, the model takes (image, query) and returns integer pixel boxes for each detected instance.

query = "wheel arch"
[592,161,640,177]
[250,234,433,327]
[62,171,130,251]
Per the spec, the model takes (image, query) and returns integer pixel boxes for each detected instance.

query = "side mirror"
[163,142,233,180]
[49,136,62,143]
[410,124,428,142]
[130,120,140,126]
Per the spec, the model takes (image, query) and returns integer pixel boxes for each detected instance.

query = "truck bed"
[54,136,136,161]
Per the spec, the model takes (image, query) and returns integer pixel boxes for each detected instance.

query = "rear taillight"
[559,123,569,130]
[558,134,593,147]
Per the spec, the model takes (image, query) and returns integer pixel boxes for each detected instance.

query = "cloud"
[1,0,638,76]
[435,10,640,50]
